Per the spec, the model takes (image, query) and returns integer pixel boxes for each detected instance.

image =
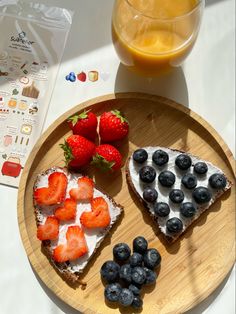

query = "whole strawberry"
[99,110,129,142]
[92,144,122,171]
[60,135,95,169]
[67,110,98,141]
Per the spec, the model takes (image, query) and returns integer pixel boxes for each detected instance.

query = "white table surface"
[1,0,235,313]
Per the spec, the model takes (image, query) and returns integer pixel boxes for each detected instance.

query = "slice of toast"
[33,167,123,283]
[126,147,232,242]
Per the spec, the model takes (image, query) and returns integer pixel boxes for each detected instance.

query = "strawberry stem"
[91,153,115,171]
[111,109,129,124]
[67,110,90,126]
[60,141,74,166]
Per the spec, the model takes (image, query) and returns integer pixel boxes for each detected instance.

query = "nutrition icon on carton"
[0,96,4,107]
[18,101,28,111]
[12,88,19,95]
[1,156,23,178]
[22,81,40,99]
[88,71,98,82]
[0,70,8,77]
[8,99,17,108]
[19,76,29,85]
[3,135,13,147]
[21,124,32,135]
[28,103,38,115]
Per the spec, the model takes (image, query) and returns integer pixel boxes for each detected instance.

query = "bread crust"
[33,167,123,284]
[126,147,232,243]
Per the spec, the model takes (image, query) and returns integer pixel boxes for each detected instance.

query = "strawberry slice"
[52,244,68,263]
[37,216,59,241]
[69,177,94,201]
[34,172,68,206]
[80,197,111,229]
[66,225,88,258]
[54,198,76,221]
[53,226,88,263]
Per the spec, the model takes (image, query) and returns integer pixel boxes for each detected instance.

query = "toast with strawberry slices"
[33,167,123,283]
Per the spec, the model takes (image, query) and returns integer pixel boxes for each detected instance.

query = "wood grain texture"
[17,93,235,314]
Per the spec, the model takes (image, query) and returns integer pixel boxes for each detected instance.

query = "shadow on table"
[114,63,189,107]
[205,0,227,6]
[30,261,234,314]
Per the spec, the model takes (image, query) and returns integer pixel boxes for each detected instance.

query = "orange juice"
[112,0,203,75]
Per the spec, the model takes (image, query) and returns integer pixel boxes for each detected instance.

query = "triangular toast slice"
[33,167,123,283]
[126,147,232,242]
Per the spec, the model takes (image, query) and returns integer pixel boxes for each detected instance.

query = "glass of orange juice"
[112,0,205,76]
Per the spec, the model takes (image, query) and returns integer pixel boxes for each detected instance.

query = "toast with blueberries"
[126,146,232,242]
[33,166,123,283]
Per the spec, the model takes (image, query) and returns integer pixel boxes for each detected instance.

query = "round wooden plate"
[18,93,235,314]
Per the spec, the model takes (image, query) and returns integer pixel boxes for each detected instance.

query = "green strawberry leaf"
[67,110,90,126]
[111,109,129,124]
[67,115,79,126]
[78,109,90,119]
[91,153,115,171]
[59,140,74,166]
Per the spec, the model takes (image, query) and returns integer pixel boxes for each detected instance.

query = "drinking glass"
[112,0,205,75]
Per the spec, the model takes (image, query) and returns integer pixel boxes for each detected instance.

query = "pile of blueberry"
[133,148,227,234]
[65,72,76,82]
[100,236,161,309]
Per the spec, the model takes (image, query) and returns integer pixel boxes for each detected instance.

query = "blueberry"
[69,72,76,82]
[143,267,157,285]
[175,154,192,170]
[181,173,197,189]
[143,187,158,203]
[113,243,131,262]
[152,149,169,166]
[119,288,134,307]
[69,76,76,82]
[194,162,208,174]
[100,261,120,283]
[209,173,227,189]
[133,236,148,255]
[119,264,132,283]
[128,284,141,296]
[104,283,122,302]
[133,149,148,163]
[139,166,156,183]
[131,267,147,285]
[158,170,176,187]
[192,186,212,204]
[143,249,161,269]
[131,296,143,309]
[129,253,143,267]
[180,202,196,218]
[65,75,70,81]
[166,217,183,233]
[169,189,184,203]
[154,202,170,217]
